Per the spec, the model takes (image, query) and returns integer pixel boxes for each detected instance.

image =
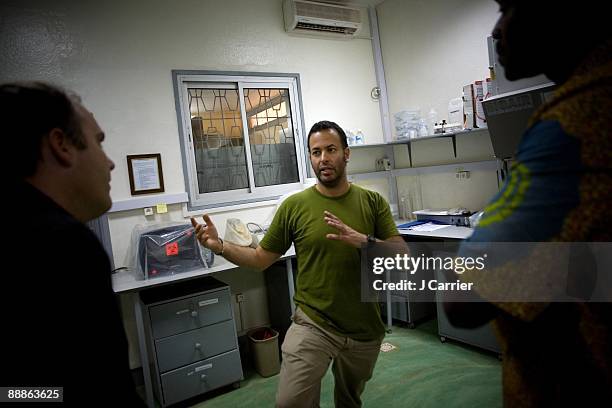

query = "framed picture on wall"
[127,153,165,195]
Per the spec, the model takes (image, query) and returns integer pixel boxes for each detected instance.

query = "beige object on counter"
[224,218,253,247]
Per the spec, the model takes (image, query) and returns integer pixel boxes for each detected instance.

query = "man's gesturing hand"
[324,210,367,248]
[190,214,223,254]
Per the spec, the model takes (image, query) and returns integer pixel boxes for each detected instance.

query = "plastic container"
[394,109,422,140]
[248,327,280,377]
[346,130,355,146]
[427,108,437,136]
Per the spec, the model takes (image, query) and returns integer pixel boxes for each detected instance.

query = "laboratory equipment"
[484,82,555,159]
[412,209,472,227]
[137,223,214,279]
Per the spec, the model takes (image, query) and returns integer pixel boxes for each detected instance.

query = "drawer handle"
[195,342,202,349]
[200,374,207,381]
[191,311,198,318]
[175,309,190,315]
[195,363,213,372]
[198,298,219,307]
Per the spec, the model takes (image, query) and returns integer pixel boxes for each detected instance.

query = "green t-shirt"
[260,184,399,341]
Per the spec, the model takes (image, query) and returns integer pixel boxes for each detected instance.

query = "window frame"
[172,71,309,210]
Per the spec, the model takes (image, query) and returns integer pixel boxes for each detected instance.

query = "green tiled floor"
[187,320,502,407]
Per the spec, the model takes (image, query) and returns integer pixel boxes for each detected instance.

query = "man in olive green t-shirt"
[192,120,403,407]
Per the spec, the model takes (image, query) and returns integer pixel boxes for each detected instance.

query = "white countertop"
[112,246,296,294]
[113,222,472,293]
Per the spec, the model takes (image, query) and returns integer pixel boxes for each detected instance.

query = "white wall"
[0,0,383,369]
[377,0,499,126]
[0,0,384,201]
[370,0,501,212]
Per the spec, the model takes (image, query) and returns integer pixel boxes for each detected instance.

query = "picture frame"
[126,153,165,195]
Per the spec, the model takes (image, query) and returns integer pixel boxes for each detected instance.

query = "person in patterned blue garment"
[444,1,611,406]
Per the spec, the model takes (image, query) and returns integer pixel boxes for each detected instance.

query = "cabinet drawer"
[155,319,237,373]
[161,349,242,406]
[149,289,232,339]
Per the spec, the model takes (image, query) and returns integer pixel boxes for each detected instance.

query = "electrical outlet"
[455,170,471,180]
[144,207,154,216]
[236,293,245,303]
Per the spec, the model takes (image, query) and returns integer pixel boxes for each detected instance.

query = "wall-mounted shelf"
[350,127,488,167]
[348,159,498,181]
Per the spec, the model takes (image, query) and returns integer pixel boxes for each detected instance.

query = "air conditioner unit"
[283,0,363,38]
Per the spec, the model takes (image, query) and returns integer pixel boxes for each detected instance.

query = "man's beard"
[315,166,345,188]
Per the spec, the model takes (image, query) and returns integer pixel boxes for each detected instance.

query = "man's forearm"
[218,241,274,271]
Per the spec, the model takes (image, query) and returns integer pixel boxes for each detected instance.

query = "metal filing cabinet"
[380,240,436,328]
[433,252,501,354]
[380,268,436,328]
[140,277,243,407]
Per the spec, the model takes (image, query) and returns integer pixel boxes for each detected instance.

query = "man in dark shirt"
[1,82,143,405]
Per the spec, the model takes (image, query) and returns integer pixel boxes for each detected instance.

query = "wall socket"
[143,207,154,216]
[455,170,471,180]
[375,158,392,171]
[236,293,245,303]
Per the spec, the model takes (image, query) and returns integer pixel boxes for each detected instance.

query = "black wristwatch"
[367,234,377,243]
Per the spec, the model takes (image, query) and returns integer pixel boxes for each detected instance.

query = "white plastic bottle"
[418,119,428,138]
[427,108,437,136]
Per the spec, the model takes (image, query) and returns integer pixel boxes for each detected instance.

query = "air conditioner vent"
[295,22,358,35]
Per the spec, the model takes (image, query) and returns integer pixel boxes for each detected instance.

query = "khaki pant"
[276,308,382,408]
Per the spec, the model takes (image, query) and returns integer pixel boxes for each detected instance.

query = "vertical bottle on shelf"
[399,195,407,220]
[405,193,414,220]
[412,176,423,212]
[418,119,428,137]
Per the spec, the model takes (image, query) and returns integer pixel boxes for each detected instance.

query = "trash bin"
[248,327,280,377]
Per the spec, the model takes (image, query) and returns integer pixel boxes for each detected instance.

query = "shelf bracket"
[407,141,413,167]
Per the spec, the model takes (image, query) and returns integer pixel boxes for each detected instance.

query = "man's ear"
[344,147,350,162]
[46,128,76,167]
